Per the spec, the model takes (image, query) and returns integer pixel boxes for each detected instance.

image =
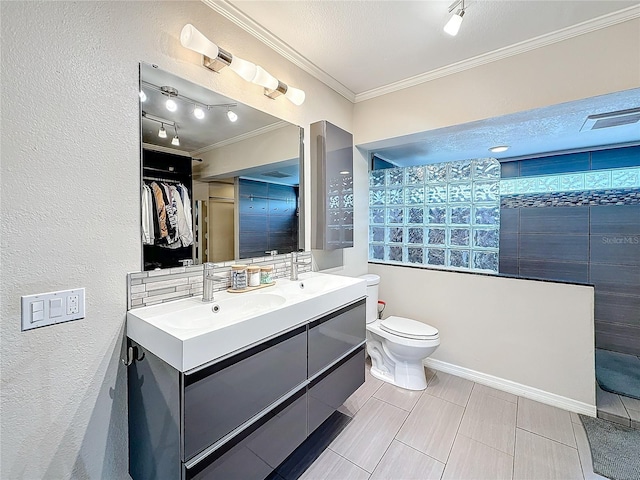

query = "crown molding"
[355,4,640,103]
[191,121,289,156]
[202,0,356,103]
[202,2,639,105]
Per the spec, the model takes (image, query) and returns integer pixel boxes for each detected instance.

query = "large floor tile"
[330,397,407,473]
[340,367,383,416]
[370,440,444,480]
[396,393,464,463]
[572,421,608,480]
[373,382,423,412]
[442,434,513,480]
[620,394,640,413]
[513,428,582,480]
[472,383,517,404]
[458,388,517,455]
[426,371,473,407]
[517,397,576,447]
[298,448,369,480]
[596,384,630,426]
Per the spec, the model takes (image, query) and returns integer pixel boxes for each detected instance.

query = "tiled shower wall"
[127,251,312,310]
[499,145,640,356]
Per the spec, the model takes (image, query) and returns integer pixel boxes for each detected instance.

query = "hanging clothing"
[178,184,194,246]
[150,182,169,240]
[141,184,154,245]
[143,180,194,248]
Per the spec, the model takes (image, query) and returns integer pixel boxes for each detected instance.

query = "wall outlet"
[21,288,85,331]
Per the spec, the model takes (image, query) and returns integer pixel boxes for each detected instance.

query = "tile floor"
[300,364,606,480]
[596,382,640,429]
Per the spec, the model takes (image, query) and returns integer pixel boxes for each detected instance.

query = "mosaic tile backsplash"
[369,158,501,273]
[127,252,313,310]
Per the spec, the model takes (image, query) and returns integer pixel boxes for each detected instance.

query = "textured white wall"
[0,2,352,478]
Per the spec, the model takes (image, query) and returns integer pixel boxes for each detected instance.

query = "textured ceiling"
[222,0,638,96]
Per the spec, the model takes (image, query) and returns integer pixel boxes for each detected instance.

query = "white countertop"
[126,272,367,372]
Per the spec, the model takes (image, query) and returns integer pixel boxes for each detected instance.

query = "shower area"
[498,144,640,426]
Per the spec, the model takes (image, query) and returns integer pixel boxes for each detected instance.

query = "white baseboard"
[423,358,596,417]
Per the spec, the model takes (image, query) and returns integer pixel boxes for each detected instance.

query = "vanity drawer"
[185,389,307,480]
[308,346,365,433]
[183,326,307,461]
[308,299,366,378]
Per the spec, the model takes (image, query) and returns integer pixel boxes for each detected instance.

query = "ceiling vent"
[580,107,640,132]
[261,171,291,178]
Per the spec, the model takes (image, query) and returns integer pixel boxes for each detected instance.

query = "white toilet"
[360,274,440,391]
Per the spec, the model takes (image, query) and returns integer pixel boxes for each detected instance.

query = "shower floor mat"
[596,349,640,400]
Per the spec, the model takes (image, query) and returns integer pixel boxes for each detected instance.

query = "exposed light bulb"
[193,106,205,119]
[229,55,257,82]
[284,85,306,106]
[444,9,464,36]
[172,135,180,146]
[227,109,238,122]
[252,66,279,90]
[166,99,177,112]
[158,125,167,138]
[139,90,147,102]
[180,24,219,59]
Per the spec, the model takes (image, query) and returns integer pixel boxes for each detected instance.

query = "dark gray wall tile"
[520,207,589,234]
[590,234,640,266]
[519,259,589,283]
[595,292,640,326]
[500,208,519,233]
[498,256,518,275]
[520,234,589,262]
[590,205,640,235]
[519,152,589,177]
[595,322,640,356]
[499,233,518,258]
[591,145,640,170]
[590,263,640,295]
[500,161,519,179]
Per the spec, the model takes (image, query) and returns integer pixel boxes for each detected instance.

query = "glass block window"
[369,158,500,273]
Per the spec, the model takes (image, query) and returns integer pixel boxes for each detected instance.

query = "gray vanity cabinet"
[128,298,365,480]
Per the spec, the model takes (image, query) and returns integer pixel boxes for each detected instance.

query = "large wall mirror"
[139,63,304,270]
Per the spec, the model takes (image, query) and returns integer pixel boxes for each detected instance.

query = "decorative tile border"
[127,251,312,310]
[500,167,640,196]
[501,188,640,209]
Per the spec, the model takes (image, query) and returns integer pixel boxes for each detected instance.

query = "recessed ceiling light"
[339,170,350,175]
[489,145,509,153]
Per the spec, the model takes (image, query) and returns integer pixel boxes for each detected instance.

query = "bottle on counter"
[231,265,248,290]
[260,265,274,284]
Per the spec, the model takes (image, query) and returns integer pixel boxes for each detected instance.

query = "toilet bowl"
[360,274,440,391]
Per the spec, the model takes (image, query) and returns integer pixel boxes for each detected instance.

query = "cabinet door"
[308,300,365,378]
[183,326,307,460]
[185,389,307,480]
[308,347,365,433]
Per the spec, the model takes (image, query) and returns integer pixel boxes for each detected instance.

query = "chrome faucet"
[202,263,228,302]
[290,251,310,281]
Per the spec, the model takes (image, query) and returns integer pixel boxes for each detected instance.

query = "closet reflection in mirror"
[140,63,303,270]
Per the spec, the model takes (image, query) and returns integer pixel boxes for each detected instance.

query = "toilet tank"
[359,274,380,324]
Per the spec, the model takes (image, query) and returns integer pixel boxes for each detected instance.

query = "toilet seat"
[380,316,439,341]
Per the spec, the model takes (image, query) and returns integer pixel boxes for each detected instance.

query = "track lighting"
[444,0,465,36]
[172,126,180,146]
[158,123,167,139]
[227,108,238,122]
[180,24,306,105]
[139,90,147,102]
[166,99,177,112]
[193,105,205,120]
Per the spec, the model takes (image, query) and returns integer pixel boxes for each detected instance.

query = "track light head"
[444,9,465,36]
[227,108,238,122]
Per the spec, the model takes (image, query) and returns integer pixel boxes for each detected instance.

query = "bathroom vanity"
[126,273,366,480]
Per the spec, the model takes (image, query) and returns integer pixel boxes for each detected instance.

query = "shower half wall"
[498,145,640,356]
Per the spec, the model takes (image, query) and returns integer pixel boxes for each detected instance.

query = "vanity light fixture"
[489,145,510,153]
[180,24,306,106]
[444,0,465,36]
[172,126,180,146]
[226,107,238,123]
[158,123,167,139]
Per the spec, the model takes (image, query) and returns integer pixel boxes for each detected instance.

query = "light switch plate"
[21,288,85,331]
